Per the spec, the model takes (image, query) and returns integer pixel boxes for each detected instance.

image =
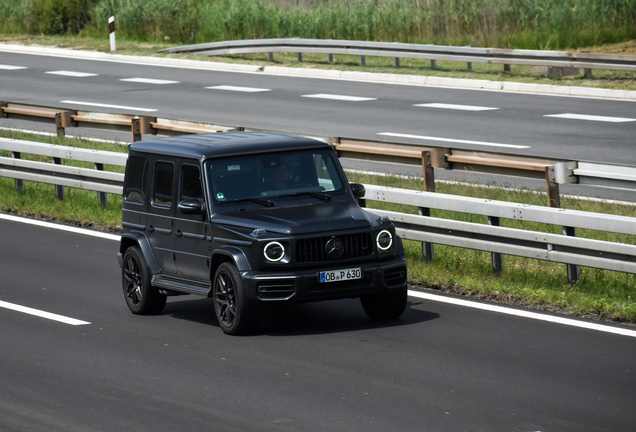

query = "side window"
[153,161,174,207]
[180,165,203,200]
[124,156,146,204]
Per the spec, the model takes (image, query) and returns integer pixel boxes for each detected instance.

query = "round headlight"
[264,241,285,262]
[376,230,393,251]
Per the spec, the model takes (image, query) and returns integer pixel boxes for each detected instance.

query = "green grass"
[1,129,635,323]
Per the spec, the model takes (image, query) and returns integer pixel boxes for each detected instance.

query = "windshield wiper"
[220,197,275,207]
[276,191,331,202]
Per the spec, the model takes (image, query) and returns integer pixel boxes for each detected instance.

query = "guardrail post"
[328,53,333,63]
[52,157,65,200]
[504,64,511,73]
[394,57,400,67]
[488,216,503,275]
[268,52,274,61]
[94,163,108,206]
[418,207,434,261]
[467,62,472,71]
[55,112,65,137]
[131,118,142,142]
[545,166,561,208]
[0,101,7,117]
[584,69,593,79]
[11,152,25,191]
[297,52,302,62]
[430,60,436,69]
[360,55,366,66]
[563,226,580,284]
[422,151,435,192]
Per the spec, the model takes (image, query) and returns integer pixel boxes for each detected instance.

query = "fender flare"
[119,232,160,274]
[210,245,252,274]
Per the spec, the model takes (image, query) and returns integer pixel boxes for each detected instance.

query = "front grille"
[295,233,373,263]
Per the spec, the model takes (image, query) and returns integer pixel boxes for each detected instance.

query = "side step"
[152,274,211,296]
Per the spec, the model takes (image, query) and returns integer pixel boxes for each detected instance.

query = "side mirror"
[178,198,205,214]
[349,183,366,199]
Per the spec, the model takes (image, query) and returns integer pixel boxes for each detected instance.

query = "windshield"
[206,149,346,205]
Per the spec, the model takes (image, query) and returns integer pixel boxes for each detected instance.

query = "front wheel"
[213,263,260,335]
[122,246,166,315]
[360,286,408,320]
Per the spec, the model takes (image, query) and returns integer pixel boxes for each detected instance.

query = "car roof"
[128,132,332,160]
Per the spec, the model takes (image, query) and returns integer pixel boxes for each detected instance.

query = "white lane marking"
[120,77,179,85]
[0,300,90,326]
[45,70,98,77]
[206,85,271,92]
[378,132,530,149]
[545,113,636,123]
[2,212,634,336]
[0,64,27,70]
[302,93,377,102]
[415,103,499,111]
[409,290,636,338]
[0,213,120,241]
[60,100,157,112]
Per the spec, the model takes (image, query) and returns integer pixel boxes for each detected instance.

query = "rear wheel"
[122,246,166,315]
[360,285,408,320]
[213,263,260,335]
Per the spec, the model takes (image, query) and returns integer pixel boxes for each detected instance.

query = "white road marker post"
[109,16,116,51]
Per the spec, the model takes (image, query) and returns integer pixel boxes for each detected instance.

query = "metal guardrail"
[1,138,636,281]
[159,38,636,75]
[362,185,636,282]
[3,101,636,207]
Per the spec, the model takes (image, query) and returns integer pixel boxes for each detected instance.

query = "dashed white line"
[0,64,27,70]
[545,113,636,123]
[414,103,499,111]
[120,77,179,85]
[45,70,98,77]
[409,291,636,338]
[206,85,271,92]
[0,300,91,326]
[378,132,530,149]
[302,93,377,102]
[60,100,157,112]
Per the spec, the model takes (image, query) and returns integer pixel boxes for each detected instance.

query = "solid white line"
[545,113,636,123]
[408,290,636,338]
[0,213,120,241]
[0,300,90,326]
[206,85,271,92]
[302,93,377,102]
[60,100,157,112]
[45,70,98,77]
[378,132,530,149]
[0,64,27,70]
[120,77,179,85]
[414,103,499,111]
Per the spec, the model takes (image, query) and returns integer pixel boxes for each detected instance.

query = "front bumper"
[242,256,407,303]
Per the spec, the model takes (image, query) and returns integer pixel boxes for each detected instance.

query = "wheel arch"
[209,246,252,279]
[119,232,160,274]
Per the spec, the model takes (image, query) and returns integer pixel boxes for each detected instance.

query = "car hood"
[212,200,372,235]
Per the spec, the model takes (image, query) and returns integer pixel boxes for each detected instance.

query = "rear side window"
[124,156,147,204]
[153,161,174,207]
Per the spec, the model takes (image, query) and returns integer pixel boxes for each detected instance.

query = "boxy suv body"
[118,132,408,334]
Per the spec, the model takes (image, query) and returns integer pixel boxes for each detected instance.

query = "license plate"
[319,268,362,283]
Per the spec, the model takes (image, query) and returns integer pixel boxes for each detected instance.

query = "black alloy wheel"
[213,262,260,335]
[122,246,166,315]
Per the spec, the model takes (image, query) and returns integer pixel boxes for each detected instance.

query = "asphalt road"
[2,217,635,432]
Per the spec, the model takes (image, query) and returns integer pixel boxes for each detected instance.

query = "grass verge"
[0,129,635,323]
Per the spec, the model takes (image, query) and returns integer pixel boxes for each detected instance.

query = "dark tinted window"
[154,161,174,207]
[181,165,203,200]
[124,156,146,204]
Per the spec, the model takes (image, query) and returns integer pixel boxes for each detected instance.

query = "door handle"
[148,225,155,233]
[175,230,182,238]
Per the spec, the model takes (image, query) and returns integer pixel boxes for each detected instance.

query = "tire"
[213,262,261,335]
[122,246,166,315]
[360,285,408,320]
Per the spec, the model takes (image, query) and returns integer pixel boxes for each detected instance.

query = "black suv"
[118,132,408,334]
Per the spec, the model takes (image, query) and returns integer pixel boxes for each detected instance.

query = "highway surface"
[1,215,636,432]
[1,47,636,431]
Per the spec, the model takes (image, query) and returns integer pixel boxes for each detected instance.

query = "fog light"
[376,230,393,251]
[264,241,285,262]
